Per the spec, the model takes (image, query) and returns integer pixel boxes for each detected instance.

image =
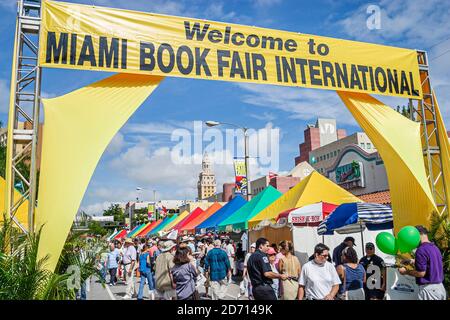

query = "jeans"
[137,270,155,300]
[109,267,117,285]
[76,281,87,300]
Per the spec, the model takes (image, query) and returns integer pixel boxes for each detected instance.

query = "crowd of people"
[97,225,446,300]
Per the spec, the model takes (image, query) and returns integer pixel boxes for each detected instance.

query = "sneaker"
[109,283,113,286]
[122,295,131,300]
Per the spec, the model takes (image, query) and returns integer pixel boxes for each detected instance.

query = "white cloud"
[332,0,450,126]
[253,0,282,7]
[237,83,358,126]
[105,132,126,155]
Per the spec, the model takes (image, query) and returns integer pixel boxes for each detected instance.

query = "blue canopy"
[195,195,247,234]
[317,202,393,235]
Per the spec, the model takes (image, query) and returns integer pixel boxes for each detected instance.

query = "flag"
[234,159,248,196]
[268,172,278,180]
[148,203,155,221]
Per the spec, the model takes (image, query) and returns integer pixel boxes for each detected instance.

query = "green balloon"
[397,226,421,253]
[376,232,398,255]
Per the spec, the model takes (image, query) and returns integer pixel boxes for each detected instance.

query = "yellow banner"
[39,0,422,98]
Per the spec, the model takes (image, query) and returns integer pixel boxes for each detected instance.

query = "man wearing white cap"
[122,238,137,299]
[154,240,177,300]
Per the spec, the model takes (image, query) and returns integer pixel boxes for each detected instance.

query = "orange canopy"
[173,207,204,231]
[179,202,222,234]
[136,219,163,237]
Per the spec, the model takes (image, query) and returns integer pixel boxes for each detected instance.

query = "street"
[87,276,246,301]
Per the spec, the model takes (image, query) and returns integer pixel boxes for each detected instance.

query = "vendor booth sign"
[335,161,365,189]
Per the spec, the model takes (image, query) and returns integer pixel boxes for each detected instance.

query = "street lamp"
[205,120,251,201]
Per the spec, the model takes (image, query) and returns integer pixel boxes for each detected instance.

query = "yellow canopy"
[162,210,189,232]
[338,91,438,232]
[248,171,361,228]
[36,73,163,272]
[0,176,28,230]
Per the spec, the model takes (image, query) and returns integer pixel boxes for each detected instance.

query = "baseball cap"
[365,242,375,249]
[267,247,277,255]
[344,236,356,246]
[250,243,256,248]
[415,225,429,235]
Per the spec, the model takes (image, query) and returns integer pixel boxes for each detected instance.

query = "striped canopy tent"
[135,219,163,238]
[248,171,361,229]
[179,202,222,235]
[163,210,190,232]
[147,214,178,236]
[113,229,127,240]
[276,202,338,226]
[107,228,119,241]
[125,224,141,237]
[218,186,282,232]
[317,202,393,235]
[196,196,247,234]
[173,207,205,231]
[128,223,147,238]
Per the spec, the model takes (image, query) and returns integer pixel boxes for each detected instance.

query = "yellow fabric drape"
[162,210,190,232]
[337,91,438,232]
[433,91,450,214]
[248,171,361,228]
[36,73,164,271]
[0,176,28,229]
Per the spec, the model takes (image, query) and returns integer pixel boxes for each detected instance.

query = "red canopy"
[276,202,338,226]
[113,229,127,240]
[173,207,205,231]
[137,219,163,237]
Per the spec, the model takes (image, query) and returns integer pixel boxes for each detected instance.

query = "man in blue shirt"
[204,239,231,300]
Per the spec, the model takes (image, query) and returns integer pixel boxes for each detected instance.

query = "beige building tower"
[197,153,217,200]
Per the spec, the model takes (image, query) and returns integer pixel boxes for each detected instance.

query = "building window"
[367,143,371,149]
[360,143,365,148]
[333,150,337,157]
[326,154,329,160]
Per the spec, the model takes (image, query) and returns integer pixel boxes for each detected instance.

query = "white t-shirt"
[243,252,252,267]
[299,260,341,300]
[122,245,137,264]
[226,244,235,258]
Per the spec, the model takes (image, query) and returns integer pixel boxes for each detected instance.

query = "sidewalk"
[87,276,248,301]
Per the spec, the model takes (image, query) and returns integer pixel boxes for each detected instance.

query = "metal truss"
[4,0,42,233]
[409,50,448,217]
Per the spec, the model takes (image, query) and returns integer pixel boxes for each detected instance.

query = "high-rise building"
[197,153,217,200]
[294,118,347,165]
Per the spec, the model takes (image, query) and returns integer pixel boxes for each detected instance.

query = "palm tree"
[0,213,105,300]
[429,211,450,297]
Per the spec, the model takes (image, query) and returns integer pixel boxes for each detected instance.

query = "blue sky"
[1,0,449,215]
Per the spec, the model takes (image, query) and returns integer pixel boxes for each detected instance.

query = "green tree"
[87,220,108,237]
[102,203,124,223]
[133,208,149,224]
[429,212,450,296]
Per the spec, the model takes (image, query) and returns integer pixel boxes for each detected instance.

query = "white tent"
[292,225,395,266]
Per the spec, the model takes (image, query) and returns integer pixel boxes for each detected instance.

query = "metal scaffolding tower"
[409,50,449,217]
[4,0,42,233]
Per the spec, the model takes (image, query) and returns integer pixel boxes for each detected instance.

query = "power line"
[430,48,450,61]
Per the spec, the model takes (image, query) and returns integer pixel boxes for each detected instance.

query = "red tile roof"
[358,190,391,205]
